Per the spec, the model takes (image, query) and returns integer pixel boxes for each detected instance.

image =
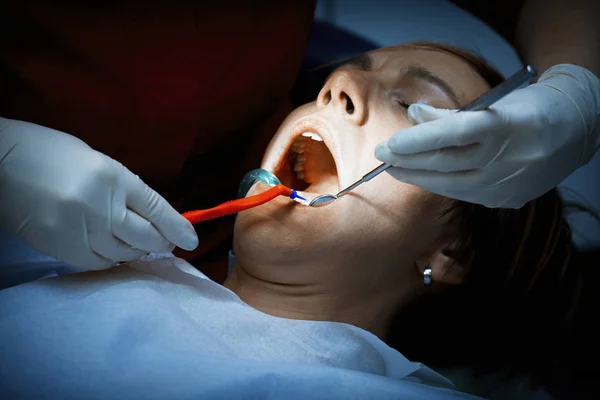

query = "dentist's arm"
[376,0,600,208]
[515,0,599,78]
[0,118,199,270]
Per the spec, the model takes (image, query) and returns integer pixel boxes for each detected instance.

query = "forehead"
[368,46,491,103]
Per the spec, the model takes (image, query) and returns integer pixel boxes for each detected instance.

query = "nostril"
[344,93,355,114]
[323,91,331,105]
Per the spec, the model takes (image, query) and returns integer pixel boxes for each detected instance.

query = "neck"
[223,261,407,339]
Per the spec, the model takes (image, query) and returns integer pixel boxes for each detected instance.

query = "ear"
[415,242,469,286]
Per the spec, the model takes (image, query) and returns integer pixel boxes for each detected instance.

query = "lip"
[261,116,344,192]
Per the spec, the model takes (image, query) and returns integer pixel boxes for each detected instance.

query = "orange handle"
[182,184,293,224]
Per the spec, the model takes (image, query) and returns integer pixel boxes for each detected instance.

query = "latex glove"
[375,64,600,208]
[0,118,199,270]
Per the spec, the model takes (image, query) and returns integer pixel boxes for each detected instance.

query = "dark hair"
[386,42,584,389]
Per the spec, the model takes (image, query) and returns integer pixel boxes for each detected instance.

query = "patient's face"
[234,45,490,287]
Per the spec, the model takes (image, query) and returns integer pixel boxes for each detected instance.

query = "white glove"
[375,64,600,208]
[0,118,199,270]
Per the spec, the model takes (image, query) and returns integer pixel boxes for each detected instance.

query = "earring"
[423,267,432,286]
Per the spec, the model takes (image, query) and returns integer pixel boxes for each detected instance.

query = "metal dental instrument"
[308,65,538,207]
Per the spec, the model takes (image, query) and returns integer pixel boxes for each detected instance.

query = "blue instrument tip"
[290,190,307,201]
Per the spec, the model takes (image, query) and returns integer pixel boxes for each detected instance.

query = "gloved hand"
[375,64,600,208]
[0,118,199,270]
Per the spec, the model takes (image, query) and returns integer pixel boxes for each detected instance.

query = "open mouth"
[274,131,340,196]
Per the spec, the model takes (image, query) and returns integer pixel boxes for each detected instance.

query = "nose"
[316,69,368,126]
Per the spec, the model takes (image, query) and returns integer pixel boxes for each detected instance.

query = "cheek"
[345,110,431,244]
[339,177,447,256]
[356,112,413,167]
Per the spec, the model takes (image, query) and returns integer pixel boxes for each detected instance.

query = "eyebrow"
[339,54,461,107]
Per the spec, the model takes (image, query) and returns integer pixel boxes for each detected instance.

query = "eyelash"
[395,100,412,109]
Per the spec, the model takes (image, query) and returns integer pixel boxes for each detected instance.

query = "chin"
[233,180,340,266]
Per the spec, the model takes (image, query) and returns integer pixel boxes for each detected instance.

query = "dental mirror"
[309,194,337,207]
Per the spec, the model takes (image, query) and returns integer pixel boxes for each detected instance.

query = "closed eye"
[395,99,412,109]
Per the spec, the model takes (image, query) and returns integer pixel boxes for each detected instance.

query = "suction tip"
[290,190,311,206]
[290,190,307,201]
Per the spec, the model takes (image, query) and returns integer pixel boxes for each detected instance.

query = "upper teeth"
[301,132,323,141]
[291,132,325,181]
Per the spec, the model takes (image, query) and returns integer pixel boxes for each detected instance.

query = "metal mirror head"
[308,194,337,207]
